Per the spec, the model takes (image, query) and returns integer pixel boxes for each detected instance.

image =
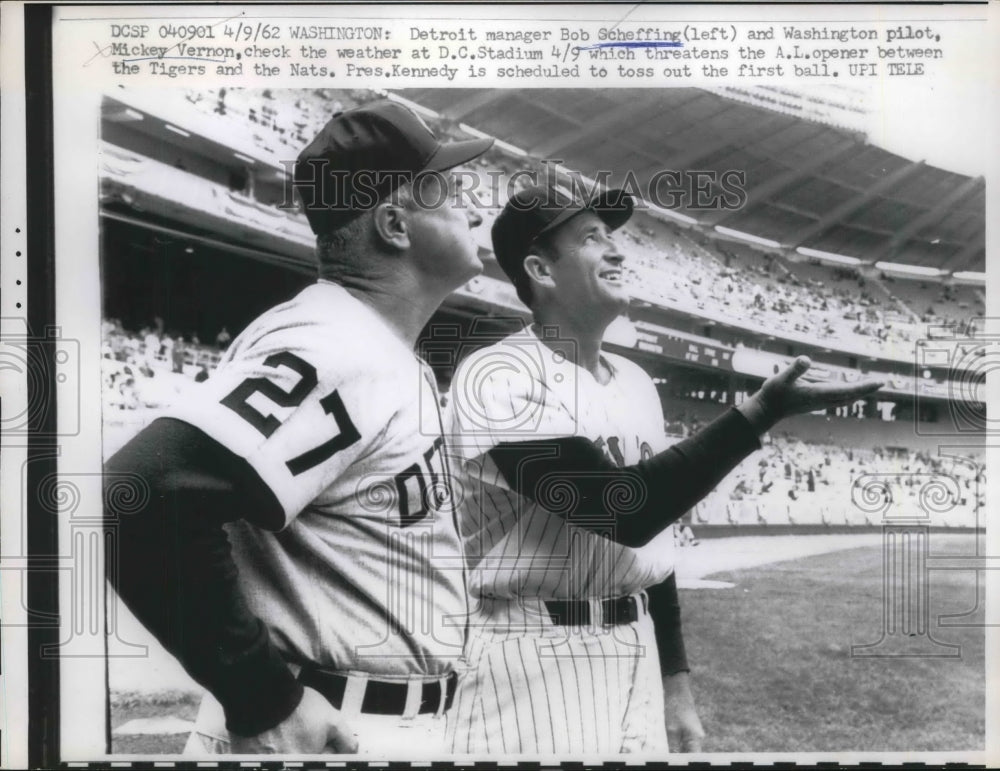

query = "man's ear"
[523,253,555,291]
[371,200,410,251]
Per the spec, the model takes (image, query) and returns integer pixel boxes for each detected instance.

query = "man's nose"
[466,208,483,228]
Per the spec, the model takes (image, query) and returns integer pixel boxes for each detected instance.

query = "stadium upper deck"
[98,86,986,390]
[403,88,984,277]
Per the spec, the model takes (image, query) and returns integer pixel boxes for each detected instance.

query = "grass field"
[110,691,201,755]
[682,536,985,752]
[109,534,985,755]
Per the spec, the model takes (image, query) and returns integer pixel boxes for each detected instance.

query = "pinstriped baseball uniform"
[169,281,466,754]
[445,325,674,754]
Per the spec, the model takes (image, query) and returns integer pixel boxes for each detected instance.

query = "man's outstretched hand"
[737,356,884,434]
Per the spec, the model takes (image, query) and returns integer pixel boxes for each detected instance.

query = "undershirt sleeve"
[647,573,689,675]
[488,407,761,547]
[105,417,302,736]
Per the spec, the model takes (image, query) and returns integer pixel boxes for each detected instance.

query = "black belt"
[298,667,458,716]
[544,595,643,626]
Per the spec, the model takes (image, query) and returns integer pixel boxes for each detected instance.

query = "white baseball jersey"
[449,325,677,601]
[168,281,466,677]
[445,325,673,755]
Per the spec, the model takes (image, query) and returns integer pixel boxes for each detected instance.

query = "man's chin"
[463,255,485,280]
[584,291,628,327]
[446,256,485,290]
[603,289,629,313]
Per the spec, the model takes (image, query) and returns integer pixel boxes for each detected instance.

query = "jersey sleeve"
[448,347,575,462]
[167,329,394,527]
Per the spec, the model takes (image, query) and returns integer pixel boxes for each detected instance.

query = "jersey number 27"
[220,351,360,476]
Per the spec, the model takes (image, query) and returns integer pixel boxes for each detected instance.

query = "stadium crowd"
[102,318,226,411]
[671,416,985,528]
[182,87,369,160]
[101,315,984,531]
[114,87,984,361]
[621,226,982,355]
[101,87,985,530]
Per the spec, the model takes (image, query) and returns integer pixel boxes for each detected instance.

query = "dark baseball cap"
[294,100,494,235]
[491,184,634,282]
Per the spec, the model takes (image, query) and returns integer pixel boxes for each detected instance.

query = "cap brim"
[425,137,495,172]
[538,188,634,236]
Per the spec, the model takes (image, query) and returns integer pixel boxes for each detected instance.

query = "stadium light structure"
[714,225,781,249]
[874,261,945,278]
[796,246,862,266]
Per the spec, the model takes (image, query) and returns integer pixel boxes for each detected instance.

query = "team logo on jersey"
[356,436,453,528]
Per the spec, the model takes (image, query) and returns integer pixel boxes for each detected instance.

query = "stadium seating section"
[102,318,223,412]
[100,88,986,531]
[103,87,985,357]
[100,315,984,531]
[684,431,984,530]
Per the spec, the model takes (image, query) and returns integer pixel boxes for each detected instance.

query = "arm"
[490,407,760,547]
[648,575,704,752]
[663,671,704,752]
[488,356,882,547]
[105,417,355,751]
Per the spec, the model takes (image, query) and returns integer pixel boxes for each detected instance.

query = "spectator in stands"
[215,326,232,350]
[161,332,175,362]
[678,523,699,547]
[172,337,187,374]
[119,375,139,411]
[142,326,160,368]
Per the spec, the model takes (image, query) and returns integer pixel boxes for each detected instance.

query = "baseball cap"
[491,184,634,282]
[294,100,494,235]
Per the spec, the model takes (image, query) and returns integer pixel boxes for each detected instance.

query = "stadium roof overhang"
[398,88,985,277]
